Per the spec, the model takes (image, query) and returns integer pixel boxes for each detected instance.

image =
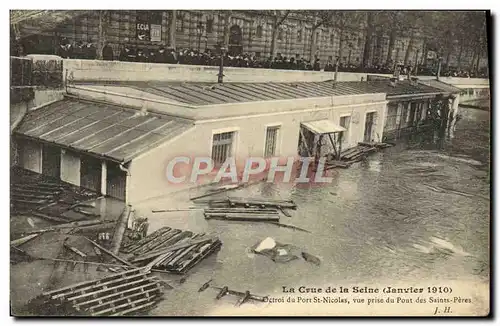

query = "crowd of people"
[14,37,489,79]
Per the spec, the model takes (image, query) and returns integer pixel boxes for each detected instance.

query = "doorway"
[364,112,376,143]
[80,156,102,193]
[42,144,61,179]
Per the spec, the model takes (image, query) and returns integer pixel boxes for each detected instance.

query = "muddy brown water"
[21,106,478,316]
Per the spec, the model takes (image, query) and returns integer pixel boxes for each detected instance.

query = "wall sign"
[150,24,162,42]
[136,21,150,41]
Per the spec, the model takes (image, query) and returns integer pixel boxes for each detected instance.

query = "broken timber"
[120,227,222,274]
[28,268,164,316]
[199,282,268,306]
[202,197,297,210]
[204,207,280,222]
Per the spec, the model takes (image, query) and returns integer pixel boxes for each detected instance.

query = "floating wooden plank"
[75,282,161,309]
[129,237,215,264]
[45,268,144,298]
[93,295,158,316]
[122,227,171,252]
[24,219,116,234]
[205,208,279,213]
[33,267,163,316]
[85,237,134,267]
[10,233,40,247]
[64,243,87,258]
[205,213,280,222]
[67,276,158,303]
[11,186,61,196]
[31,211,72,223]
[110,300,157,316]
[211,286,268,302]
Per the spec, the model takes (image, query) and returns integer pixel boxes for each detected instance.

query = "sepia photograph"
[8,8,491,317]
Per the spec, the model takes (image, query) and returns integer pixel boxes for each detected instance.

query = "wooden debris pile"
[11,167,100,222]
[121,227,222,274]
[326,142,394,166]
[27,268,164,316]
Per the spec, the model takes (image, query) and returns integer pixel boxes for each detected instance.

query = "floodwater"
[147,106,490,316]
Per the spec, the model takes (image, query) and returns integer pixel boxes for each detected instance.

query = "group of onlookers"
[10,36,489,78]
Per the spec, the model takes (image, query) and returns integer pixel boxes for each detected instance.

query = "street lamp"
[216,43,226,83]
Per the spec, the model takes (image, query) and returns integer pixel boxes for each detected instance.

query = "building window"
[339,116,351,143]
[264,126,280,157]
[278,28,284,41]
[256,25,263,38]
[330,33,335,44]
[316,31,320,43]
[297,29,302,42]
[212,132,234,165]
[206,18,213,33]
[255,51,261,58]
[176,13,184,32]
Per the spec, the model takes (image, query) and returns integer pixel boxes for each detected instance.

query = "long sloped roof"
[14,98,193,163]
[76,80,445,106]
[418,79,462,93]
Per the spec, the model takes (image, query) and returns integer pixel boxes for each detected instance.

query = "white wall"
[63,59,489,86]
[19,139,42,173]
[127,97,387,205]
[61,149,81,186]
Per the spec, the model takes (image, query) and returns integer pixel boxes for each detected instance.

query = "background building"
[12,10,489,71]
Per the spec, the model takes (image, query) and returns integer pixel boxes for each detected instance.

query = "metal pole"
[436,58,442,81]
[218,46,225,83]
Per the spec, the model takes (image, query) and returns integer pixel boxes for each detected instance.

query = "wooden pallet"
[121,227,222,274]
[32,267,164,316]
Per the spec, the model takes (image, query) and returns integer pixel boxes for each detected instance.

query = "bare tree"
[267,10,290,58]
[330,11,361,63]
[169,10,176,49]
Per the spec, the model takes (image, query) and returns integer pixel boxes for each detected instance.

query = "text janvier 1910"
[282,286,454,294]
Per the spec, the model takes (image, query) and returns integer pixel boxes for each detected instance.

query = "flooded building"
[13,69,455,205]
[14,80,391,204]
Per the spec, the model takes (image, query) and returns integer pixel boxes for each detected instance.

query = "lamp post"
[217,43,226,83]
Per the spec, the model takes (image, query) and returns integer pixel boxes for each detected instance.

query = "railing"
[32,58,64,88]
[10,55,64,104]
[10,56,32,87]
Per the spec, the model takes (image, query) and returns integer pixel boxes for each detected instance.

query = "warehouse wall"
[18,139,42,173]
[63,58,490,85]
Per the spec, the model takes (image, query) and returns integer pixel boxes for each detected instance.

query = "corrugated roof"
[14,98,193,163]
[77,80,444,106]
[418,79,462,94]
[129,81,379,106]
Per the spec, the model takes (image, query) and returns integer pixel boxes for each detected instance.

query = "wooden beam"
[75,282,161,308]
[44,268,143,297]
[85,237,134,267]
[10,233,40,247]
[299,127,313,157]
